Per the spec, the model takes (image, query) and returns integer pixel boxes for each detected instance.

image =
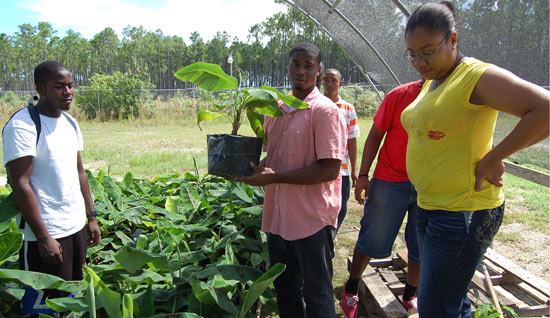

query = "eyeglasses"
[404,37,447,62]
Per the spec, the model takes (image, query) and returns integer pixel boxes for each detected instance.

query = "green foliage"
[502,172,550,231]
[174,62,307,137]
[338,85,381,118]
[0,91,24,108]
[0,194,20,233]
[174,62,238,91]
[475,303,518,318]
[76,72,155,120]
[494,113,550,170]
[0,171,284,317]
[0,231,22,265]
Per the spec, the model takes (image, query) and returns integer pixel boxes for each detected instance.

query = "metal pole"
[284,0,401,92]
[391,0,411,18]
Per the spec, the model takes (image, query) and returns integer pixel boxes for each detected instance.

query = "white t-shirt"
[3,109,86,241]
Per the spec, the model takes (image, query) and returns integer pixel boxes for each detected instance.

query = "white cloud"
[20,0,286,42]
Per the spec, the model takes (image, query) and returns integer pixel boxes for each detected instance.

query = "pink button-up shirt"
[262,87,347,240]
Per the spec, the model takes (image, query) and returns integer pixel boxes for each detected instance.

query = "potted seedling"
[174,62,307,178]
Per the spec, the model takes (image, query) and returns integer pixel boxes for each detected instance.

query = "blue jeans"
[416,203,505,318]
[357,178,420,263]
[267,226,336,318]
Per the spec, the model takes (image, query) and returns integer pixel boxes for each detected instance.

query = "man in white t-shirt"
[3,61,100,316]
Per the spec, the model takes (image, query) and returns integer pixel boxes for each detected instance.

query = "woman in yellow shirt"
[401,2,549,317]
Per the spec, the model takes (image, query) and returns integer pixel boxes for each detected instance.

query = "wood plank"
[348,258,386,317]
[358,278,388,317]
[509,304,550,317]
[396,250,408,263]
[499,272,524,285]
[371,258,394,268]
[488,275,509,285]
[502,284,540,306]
[470,271,518,306]
[379,268,405,296]
[379,268,403,286]
[493,285,529,307]
[484,248,550,297]
[516,282,550,305]
[504,161,550,187]
[481,258,506,276]
[361,265,408,318]
[468,287,493,306]
[388,283,405,296]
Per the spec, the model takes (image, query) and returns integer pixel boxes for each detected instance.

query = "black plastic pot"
[207,134,263,178]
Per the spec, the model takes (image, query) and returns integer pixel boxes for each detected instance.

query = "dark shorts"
[357,178,420,263]
[19,227,87,315]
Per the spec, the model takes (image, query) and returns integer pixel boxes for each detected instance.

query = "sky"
[0,0,287,43]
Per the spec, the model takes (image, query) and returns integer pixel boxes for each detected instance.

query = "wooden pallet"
[347,248,550,317]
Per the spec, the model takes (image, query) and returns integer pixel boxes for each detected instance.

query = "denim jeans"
[267,226,336,318]
[357,178,420,263]
[416,203,505,318]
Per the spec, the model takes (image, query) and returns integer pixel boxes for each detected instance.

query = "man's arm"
[348,138,358,186]
[237,158,341,186]
[7,157,63,264]
[355,125,385,204]
[77,152,100,247]
[347,105,360,187]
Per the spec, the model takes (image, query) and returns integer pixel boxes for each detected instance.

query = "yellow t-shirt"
[401,57,504,211]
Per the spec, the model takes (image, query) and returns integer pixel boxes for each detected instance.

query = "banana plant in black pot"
[174,62,308,178]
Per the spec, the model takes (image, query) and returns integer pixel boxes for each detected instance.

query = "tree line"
[0,0,547,92]
[0,6,362,92]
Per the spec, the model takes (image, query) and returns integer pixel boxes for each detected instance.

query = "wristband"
[86,210,98,218]
[358,174,369,178]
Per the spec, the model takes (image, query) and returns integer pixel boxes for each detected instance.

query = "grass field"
[0,113,548,316]
[70,117,549,231]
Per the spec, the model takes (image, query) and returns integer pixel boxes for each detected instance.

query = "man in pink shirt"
[239,42,346,318]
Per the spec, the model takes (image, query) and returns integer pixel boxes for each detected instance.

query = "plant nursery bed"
[347,248,550,317]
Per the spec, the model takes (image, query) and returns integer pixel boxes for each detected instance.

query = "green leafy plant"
[0,170,284,317]
[76,72,155,120]
[475,303,519,318]
[174,62,308,138]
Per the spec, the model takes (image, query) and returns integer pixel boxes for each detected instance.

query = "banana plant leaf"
[0,231,22,264]
[174,62,238,92]
[260,85,308,109]
[238,263,286,318]
[0,269,86,293]
[0,193,19,233]
[197,110,230,129]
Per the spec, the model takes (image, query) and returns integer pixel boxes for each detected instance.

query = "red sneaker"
[402,296,418,310]
[341,280,359,318]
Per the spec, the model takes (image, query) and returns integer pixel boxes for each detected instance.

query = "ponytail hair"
[405,1,457,39]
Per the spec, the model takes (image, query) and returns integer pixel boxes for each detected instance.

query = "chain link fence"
[0,84,381,118]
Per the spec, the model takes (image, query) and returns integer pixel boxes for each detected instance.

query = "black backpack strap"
[26,105,41,145]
